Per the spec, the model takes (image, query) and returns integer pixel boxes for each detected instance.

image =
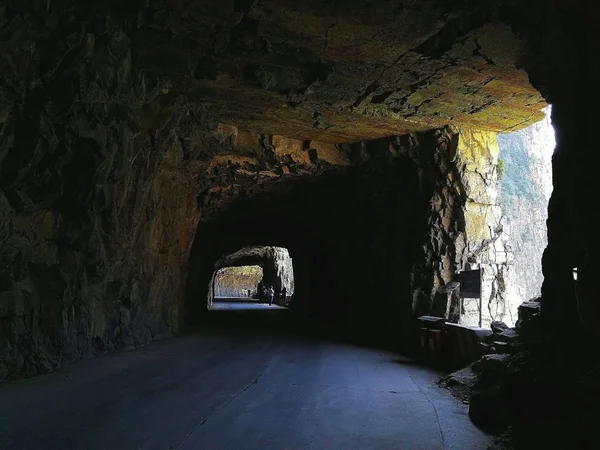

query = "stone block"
[473,353,510,375]
[518,300,541,321]
[494,328,519,343]
[491,321,509,333]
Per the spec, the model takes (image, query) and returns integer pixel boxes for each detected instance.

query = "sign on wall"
[458,269,482,298]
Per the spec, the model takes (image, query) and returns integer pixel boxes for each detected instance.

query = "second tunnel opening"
[209,245,295,311]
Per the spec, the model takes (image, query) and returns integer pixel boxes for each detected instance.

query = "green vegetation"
[497,158,505,180]
[497,133,539,202]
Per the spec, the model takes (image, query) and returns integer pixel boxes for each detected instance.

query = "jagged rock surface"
[0,1,546,146]
[177,0,546,141]
[0,10,212,377]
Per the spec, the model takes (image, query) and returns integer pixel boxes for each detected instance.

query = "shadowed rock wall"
[502,0,600,351]
[0,8,214,378]
[0,0,356,379]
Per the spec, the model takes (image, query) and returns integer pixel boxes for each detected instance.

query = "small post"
[212,273,216,304]
[457,285,461,325]
[478,267,483,328]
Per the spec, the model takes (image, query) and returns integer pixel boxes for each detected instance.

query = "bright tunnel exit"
[208,246,295,311]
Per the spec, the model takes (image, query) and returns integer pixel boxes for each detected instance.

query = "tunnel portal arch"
[207,245,295,307]
[183,157,427,349]
[184,182,330,327]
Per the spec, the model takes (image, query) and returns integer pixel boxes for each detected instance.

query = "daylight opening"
[214,265,263,299]
[208,246,295,311]
[459,106,555,327]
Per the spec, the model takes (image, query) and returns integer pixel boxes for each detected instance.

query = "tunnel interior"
[1,0,600,447]
[185,139,443,343]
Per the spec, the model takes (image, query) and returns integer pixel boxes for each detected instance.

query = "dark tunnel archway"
[184,150,432,349]
[185,174,345,327]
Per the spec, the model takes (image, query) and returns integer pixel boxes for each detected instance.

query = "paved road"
[210,301,285,310]
[0,327,489,450]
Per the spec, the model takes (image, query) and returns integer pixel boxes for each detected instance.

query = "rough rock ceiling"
[215,245,278,270]
[134,0,546,142]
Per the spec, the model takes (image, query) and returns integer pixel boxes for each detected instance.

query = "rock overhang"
[215,246,286,270]
[136,0,547,143]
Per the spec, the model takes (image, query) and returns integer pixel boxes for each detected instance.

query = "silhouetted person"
[257,281,266,303]
[267,286,274,306]
[280,287,287,305]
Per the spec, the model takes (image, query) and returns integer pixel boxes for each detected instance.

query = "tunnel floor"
[210,301,286,310]
[0,327,489,449]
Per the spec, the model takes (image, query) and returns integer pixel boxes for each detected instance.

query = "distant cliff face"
[497,107,555,323]
[450,108,554,328]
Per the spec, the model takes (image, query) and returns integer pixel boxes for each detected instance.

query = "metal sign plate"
[458,269,482,298]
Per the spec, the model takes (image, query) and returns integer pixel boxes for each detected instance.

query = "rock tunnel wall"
[0,5,217,378]
[1,0,599,443]
[452,4,600,444]
[510,1,600,368]
[273,247,294,296]
[0,1,342,380]
[0,24,391,379]
[455,129,510,327]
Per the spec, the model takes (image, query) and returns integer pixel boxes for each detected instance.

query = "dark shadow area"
[185,151,436,354]
[184,131,470,355]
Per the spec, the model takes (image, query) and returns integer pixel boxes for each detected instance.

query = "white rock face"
[456,108,554,328]
[273,247,295,295]
[455,129,508,328]
[497,106,555,325]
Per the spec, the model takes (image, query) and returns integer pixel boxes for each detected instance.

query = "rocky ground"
[439,296,600,449]
[439,300,545,448]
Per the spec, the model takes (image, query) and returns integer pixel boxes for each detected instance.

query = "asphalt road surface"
[0,323,489,449]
